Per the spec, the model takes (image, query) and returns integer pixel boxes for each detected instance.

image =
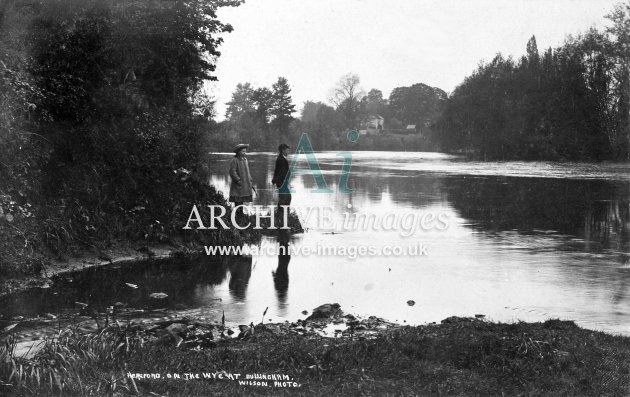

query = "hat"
[233,143,249,153]
[278,143,290,151]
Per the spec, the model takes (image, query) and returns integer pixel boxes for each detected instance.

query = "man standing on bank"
[229,143,253,219]
[271,143,291,222]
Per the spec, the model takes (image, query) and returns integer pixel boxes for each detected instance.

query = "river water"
[2,152,630,335]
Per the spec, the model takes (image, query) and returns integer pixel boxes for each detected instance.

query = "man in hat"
[271,143,291,221]
[229,143,253,219]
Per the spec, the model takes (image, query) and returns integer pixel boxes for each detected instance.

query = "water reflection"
[443,176,629,253]
[584,200,629,252]
[273,230,291,308]
[0,256,232,319]
[228,257,252,301]
[204,153,630,334]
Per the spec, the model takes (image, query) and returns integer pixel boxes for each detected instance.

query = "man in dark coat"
[271,143,291,220]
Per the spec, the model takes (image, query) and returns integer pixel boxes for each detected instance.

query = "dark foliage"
[436,27,630,161]
[0,0,242,276]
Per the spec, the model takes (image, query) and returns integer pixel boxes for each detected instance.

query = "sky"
[210,0,620,119]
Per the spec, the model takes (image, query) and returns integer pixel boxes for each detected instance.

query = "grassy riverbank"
[2,314,629,396]
[0,0,246,294]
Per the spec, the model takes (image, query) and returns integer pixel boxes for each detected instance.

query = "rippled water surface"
[3,152,629,335]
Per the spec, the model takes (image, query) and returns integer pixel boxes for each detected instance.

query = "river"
[2,151,629,335]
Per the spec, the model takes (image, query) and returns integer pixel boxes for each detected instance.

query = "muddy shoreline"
[0,242,184,298]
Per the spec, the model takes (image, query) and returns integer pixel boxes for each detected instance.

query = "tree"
[18,0,243,252]
[361,88,388,117]
[329,73,364,127]
[270,76,295,137]
[192,91,216,120]
[29,0,242,122]
[606,2,630,158]
[301,101,324,123]
[389,83,447,128]
[435,30,617,160]
[223,82,264,146]
[299,101,343,149]
[252,87,273,124]
[525,35,540,68]
[225,82,255,121]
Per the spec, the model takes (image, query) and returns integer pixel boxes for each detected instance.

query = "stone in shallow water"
[10,340,46,360]
[307,303,341,320]
[165,323,188,334]
[441,316,475,324]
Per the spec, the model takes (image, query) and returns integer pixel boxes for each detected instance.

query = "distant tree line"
[213,73,447,152]
[436,3,630,161]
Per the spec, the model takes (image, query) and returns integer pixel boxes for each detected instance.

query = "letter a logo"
[281,133,333,193]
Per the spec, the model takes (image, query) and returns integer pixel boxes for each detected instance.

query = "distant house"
[367,115,384,130]
[406,125,417,133]
[360,114,384,134]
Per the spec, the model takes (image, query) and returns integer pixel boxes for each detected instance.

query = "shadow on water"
[228,256,252,301]
[273,230,291,306]
[0,255,243,320]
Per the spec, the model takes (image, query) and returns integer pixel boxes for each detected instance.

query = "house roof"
[367,114,384,120]
[406,125,416,129]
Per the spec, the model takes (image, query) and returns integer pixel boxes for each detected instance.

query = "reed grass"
[2,318,629,396]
